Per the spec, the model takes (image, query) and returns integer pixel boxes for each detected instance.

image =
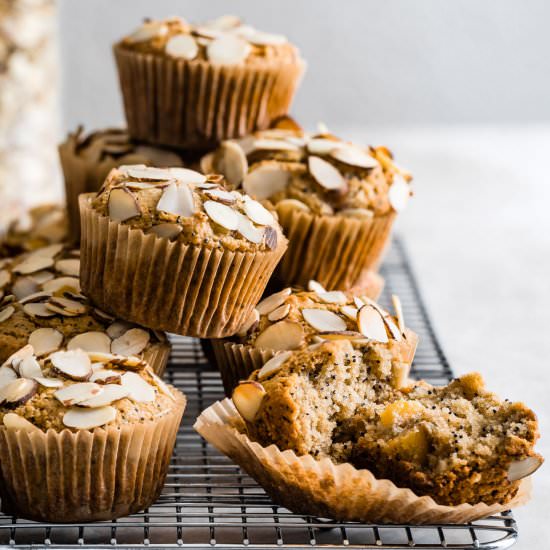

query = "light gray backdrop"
[58,0,550,132]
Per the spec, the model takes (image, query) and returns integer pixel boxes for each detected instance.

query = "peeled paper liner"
[143,341,171,376]
[274,207,396,291]
[210,328,419,395]
[79,195,287,338]
[0,388,186,523]
[113,44,306,150]
[194,398,531,525]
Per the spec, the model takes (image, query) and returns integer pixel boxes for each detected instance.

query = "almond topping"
[2,344,34,371]
[357,305,389,343]
[42,276,81,294]
[106,320,134,339]
[204,200,239,230]
[242,163,290,200]
[392,294,405,334]
[108,188,140,222]
[236,212,265,244]
[111,328,150,356]
[507,456,543,481]
[267,303,291,322]
[3,412,38,431]
[120,372,156,402]
[18,355,43,379]
[78,384,129,408]
[0,270,10,289]
[388,175,411,212]
[204,188,236,204]
[330,145,379,169]
[308,156,345,191]
[146,223,183,240]
[254,321,304,351]
[302,309,347,332]
[165,34,198,59]
[207,34,251,65]
[307,138,340,155]
[316,291,348,304]
[0,378,37,407]
[54,382,102,406]
[257,351,293,380]
[13,277,39,300]
[90,369,122,385]
[243,198,275,226]
[124,166,171,180]
[237,308,259,337]
[55,258,80,277]
[0,366,17,389]
[307,280,326,293]
[23,302,56,318]
[232,381,266,422]
[63,405,117,429]
[257,288,292,315]
[0,305,14,323]
[340,305,359,321]
[13,255,54,275]
[68,331,112,354]
[213,141,248,186]
[50,349,93,381]
[169,167,207,184]
[156,182,195,218]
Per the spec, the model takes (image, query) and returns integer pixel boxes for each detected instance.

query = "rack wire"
[0,238,518,549]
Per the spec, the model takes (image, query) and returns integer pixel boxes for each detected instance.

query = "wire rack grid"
[0,238,519,549]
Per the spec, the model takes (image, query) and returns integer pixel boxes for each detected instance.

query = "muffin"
[205,127,412,289]
[209,281,417,394]
[0,244,170,374]
[0,204,66,259]
[113,15,305,150]
[195,340,542,523]
[79,165,288,337]
[59,126,187,239]
[0,342,185,522]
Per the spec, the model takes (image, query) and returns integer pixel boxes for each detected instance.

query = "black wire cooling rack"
[0,238,519,549]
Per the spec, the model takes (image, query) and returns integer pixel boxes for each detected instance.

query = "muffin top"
[233,281,415,358]
[91,165,285,253]
[118,15,302,66]
[0,204,66,259]
[203,127,412,217]
[0,342,180,432]
[0,245,167,365]
[61,126,186,175]
[231,340,542,505]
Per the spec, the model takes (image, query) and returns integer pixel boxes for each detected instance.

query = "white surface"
[57,0,550,131]
[342,125,549,549]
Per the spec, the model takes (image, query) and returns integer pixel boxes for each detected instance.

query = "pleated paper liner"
[0,388,185,523]
[113,44,306,151]
[144,341,171,376]
[79,195,288,338]
[209,328,419,395]
[194,399,532,524]
[274,207,396,291]
[59,133,149,242]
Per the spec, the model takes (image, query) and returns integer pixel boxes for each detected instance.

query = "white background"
[57,2,549,546]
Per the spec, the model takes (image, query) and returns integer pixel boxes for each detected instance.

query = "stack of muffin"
[0,14,542,525]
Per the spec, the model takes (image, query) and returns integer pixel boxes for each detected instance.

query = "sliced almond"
[213,141,248,186]
[42,276,81,294]
[0,270,10,289]
[0,378,37,407]
[392,294,405,334]
[78,384,129,408]
[13,277,39,300]
[156,182,195,218]
[236,212,265,244]
[232,381,266,422]
[165,34,198,59]
[308,156,345,191]
[257,288,292,315]
[207,34,251,65]
[50,349,92,381]
[111,328,150,356]
[29,328,63,357]
[55,258,80,277]
[124,166,171,180]
[237,308,260,337]
[388,175,411,212]
[31,243,64,259]
[240,29,287,46]
[23,302,56,318]
[383,316,402,341]
[267,303,291,322]
[120,371,156,402]
[307,138,341,155]
[302,309,347,332]
[307,280,326,293]
[18,355,43,379]
[126,21,168,44]
[317,291,347,305]
[29,270,55,285]
[3,412,38,431]
[264,226,278,250]
[63,405,117,429]
[319,331,364,341]
[106,320,135,339]
[146,223,183,240]
[108,187,140,222]
[0,366,17,389]
[86,352,147,370]
[204,14,241,30]
[507,456,543,481]
[0,305,14,323]
[20,291,53,304]
[170,167,207,185]
[2,344,34,371]
[257,351,293,380]
[54,382,102,406]
[92,308,115,323]
[47,297,87,317]
[330,145,379,169]
[275,198,311,215]
[254,321,304,351]
[68,331,112,354]
[204,188,236,204]
[13,255,54,275]
[252,138,300,152]
[340,305,358,321]
[145,366,175,400]
[357,305,389,343]
[243,198,275,226]
[200,152,215,174]
[90,369,122,385]
[204,200,239,230]
[353,296,366,309]
[339,208,374,220]
[242,163,290,200]
[34,377,64,388]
